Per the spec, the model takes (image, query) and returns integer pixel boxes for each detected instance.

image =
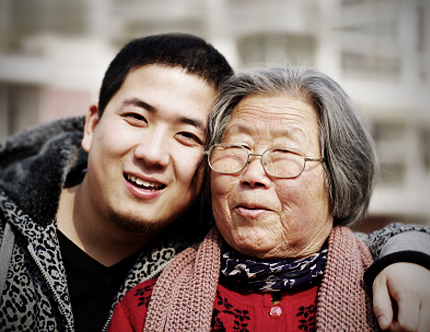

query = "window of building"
[372,121,405,141]
[339,0,401,80]
[341,52,400,79]
[372,120,406,187]
[420,127,430,172]
[0,83,40,141]
[237,33,316,68]
[379,162,406,186]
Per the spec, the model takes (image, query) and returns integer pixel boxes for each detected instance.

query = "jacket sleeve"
[354,223,430,287]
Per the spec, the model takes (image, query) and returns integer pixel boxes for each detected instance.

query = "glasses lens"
[264,148,305,178]
[210,145,248,173]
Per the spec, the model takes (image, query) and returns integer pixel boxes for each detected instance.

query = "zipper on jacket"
[28,243,74,332]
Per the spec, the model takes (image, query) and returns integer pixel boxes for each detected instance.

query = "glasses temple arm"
[305,157,325,162]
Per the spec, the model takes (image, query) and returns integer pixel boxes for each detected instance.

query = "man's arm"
[356,223,430,332]
[356,223,430,260]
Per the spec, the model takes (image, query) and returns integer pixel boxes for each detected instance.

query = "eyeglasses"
[204,143,324,179]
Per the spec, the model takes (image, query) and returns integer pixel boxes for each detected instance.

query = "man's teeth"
[127,175,162,189]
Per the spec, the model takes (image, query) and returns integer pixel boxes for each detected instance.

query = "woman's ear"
[81,104,99,153]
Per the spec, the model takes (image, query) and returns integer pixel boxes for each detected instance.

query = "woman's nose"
[240,156,271,188]
[133,135,170,168]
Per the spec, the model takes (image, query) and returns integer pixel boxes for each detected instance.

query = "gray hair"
[206,66,378,228]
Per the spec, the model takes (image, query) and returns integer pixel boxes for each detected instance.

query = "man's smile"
[125,173,166,190]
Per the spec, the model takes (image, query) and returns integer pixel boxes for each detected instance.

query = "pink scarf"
[144,226,379,332]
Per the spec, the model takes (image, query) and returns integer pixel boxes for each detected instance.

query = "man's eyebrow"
[177,116,205,131]
[123,98,156,113]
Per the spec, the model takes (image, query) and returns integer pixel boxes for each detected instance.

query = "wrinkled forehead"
[225,94,320,140]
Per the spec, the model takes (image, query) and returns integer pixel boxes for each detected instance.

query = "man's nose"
[133,134,170,168]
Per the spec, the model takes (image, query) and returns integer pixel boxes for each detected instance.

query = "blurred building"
[0,0,429,229]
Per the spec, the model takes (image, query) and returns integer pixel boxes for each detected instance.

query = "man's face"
[81,64,216,234]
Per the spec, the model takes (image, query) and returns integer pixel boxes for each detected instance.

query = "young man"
[0,33,429,332]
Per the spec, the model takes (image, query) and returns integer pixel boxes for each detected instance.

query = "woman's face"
[211,94,333,260]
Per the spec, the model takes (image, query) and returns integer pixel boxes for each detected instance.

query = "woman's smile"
[235,205,271,218]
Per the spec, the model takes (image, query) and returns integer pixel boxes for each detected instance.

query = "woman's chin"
[228,233,279,259]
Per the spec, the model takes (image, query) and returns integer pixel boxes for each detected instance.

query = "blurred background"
[0,0,429,231]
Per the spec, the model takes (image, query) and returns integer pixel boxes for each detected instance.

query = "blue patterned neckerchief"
[220,241,328,292]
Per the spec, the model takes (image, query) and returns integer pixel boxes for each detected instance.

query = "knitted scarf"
[144,226,379,332]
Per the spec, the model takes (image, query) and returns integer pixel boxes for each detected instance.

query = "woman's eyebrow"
[227,123,305,139]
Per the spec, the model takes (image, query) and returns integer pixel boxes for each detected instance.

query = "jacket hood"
[0,116,86,226]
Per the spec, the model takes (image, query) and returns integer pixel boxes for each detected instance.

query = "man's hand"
[373,263,430,331]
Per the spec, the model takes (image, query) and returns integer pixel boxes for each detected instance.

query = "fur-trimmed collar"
[0,116,86,226]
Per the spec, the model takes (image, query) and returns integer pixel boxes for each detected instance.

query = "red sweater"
[108,278,318,332]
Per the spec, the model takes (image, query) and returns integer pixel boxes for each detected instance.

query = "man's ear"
[81,104,99,153]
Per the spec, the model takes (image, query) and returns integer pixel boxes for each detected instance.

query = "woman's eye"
[240,144,251,151]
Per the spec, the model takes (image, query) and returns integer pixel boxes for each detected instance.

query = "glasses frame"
[203,143,325,179]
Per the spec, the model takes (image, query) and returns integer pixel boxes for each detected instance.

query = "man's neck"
[56,184,159,267]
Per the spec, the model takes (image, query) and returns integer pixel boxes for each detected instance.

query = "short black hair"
[98,33,234,115]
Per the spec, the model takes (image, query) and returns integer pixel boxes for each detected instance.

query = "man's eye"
[125,113,147,123]
[178,132,203,145]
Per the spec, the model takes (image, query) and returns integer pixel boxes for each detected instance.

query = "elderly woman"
[107,67,430,332]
